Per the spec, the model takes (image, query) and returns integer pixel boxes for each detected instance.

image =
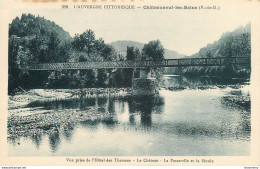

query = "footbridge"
[22,57,250,70]
[21,57,250,95]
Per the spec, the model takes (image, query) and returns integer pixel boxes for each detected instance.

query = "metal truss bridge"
[22,57,250,70]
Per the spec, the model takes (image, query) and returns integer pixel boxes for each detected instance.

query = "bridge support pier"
[132,69,157,96]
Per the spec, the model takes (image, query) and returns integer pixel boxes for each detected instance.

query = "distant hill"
[110,40,185,59]
[173,23,251,78]
[188,23,251,58]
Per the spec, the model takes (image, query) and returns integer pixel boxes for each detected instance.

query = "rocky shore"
[9,88,131,110]
[8,107,108,141]
[221,95,250,112]
[8,88,131,141]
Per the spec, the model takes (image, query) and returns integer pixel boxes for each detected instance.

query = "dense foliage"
[8,14,165,94]
[142,40,164,61]
[9,14,71,41]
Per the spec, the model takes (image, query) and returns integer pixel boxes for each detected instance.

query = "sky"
[8,3,251,56]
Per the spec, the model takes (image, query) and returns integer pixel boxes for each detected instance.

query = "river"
[8,75,251,156]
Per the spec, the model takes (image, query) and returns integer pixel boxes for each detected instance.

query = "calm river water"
[8,75,251,156]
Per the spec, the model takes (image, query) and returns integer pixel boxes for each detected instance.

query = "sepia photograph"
[0,0,259,166]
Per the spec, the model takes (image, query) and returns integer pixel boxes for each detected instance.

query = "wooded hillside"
[165,23,251,77]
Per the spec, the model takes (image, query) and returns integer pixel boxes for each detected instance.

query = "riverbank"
[8,106,108,141]
[8,85,247,111]
[8,88,132,141]
[9,88,131,110]
[164,84,245,91]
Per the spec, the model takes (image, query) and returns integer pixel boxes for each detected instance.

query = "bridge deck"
[21,57,250,70]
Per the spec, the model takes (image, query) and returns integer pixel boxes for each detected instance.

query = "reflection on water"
[8,76,251,156]
[30,134,42,149]
[49,129,60,153]
[27,95,164,129]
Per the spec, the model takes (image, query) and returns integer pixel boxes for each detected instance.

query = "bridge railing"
[22,57,250,70]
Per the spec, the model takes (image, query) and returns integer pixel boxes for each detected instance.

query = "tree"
[141,40,165,82]
[8,37,20,94]
[71,30,106,62]
[85,69,97,87]
[206,51,213,58]
[47,32,60,62]
[59,41,71,62]
[142,40,164,60]
[134,47,142,60]
[97,69,108,87]
[94,38,105,52]
[9,17,20,37]
[28,36,42,63]
[113,69,125,87]
[83,30,95,57]
[126,46,135,61]
[124,46,138,86]
[72,34,82,51]
[72,29,96,57]
[101,45,117,61]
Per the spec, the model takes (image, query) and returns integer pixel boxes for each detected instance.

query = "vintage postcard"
[0,0,259,167]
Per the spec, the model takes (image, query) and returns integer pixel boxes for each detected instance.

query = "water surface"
[8,76,251,156]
